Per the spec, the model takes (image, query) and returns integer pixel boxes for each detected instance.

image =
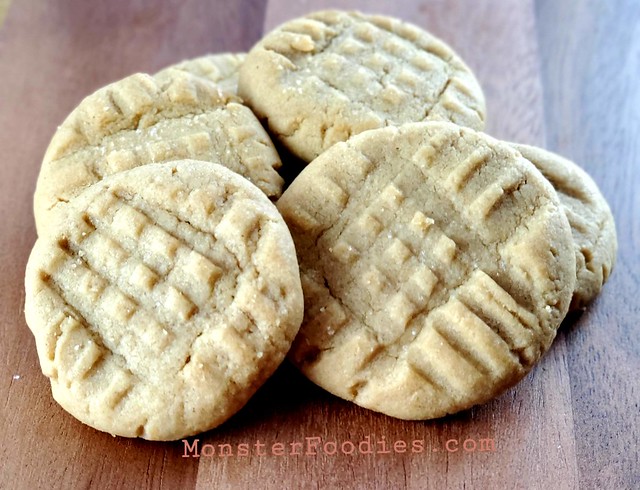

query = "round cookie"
[25,160,303,440]
[156,53,246,96]
[512,143,617,309]
[277,122,575,420]
[34,69,283,236]
[239,10,486,163]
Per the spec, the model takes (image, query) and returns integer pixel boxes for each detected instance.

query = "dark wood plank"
[0,1,268,488]
[535,0,640,488]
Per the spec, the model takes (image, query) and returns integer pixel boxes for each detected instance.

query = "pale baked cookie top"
[156,53,246,96]
[239,10,486,163]
[512,144,617,309]
[25,160,303,440]
[34,69,283,236]
[277,122,575,420]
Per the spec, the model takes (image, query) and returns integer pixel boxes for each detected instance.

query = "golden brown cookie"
[156,53,246,95]
[34,69,283,236]
[239,10,486,163]
[512,143,617,309]
[277,122,575,420]
[25,160,303,440]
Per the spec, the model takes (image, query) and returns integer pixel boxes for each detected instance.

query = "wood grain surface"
[0,1,637,489]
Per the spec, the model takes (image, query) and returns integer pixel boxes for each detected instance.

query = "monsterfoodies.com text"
[182,435,495,458]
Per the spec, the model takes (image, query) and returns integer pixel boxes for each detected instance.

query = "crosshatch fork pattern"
[38,189,257,382]
[278,12,483,125]
[306,165,535,390]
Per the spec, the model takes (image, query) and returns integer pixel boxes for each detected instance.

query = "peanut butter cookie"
[513,143,617,309]
[34,69,283,236]
[156,52,245,95]
[25,160,303,440]
[239,10,486,163]
[277,122,575,419]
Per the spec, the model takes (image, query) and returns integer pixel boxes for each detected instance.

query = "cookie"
[34,69,283,236]
[277,122,575,420]
[239,10,486,163]
[156,53,246,96]
[24,160,303,440]
[512,143,617,309]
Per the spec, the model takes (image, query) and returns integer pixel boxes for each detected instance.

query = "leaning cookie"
[277,122,575,420]
[34,69,283,236]
[239,10,486,163]
[156,53,246,96]
[512,143,617,309]
[25,160,303,440]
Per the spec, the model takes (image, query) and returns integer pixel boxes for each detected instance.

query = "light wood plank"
[536,0,640,488]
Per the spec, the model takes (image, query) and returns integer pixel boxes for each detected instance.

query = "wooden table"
[1,1,638,488]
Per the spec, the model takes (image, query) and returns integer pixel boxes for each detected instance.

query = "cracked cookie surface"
[512,143,617,309]
[277,122,575,420]
[25,160,303,440]
[239,10,486,163]
[156,52,246,96]
[34,69,283,236]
